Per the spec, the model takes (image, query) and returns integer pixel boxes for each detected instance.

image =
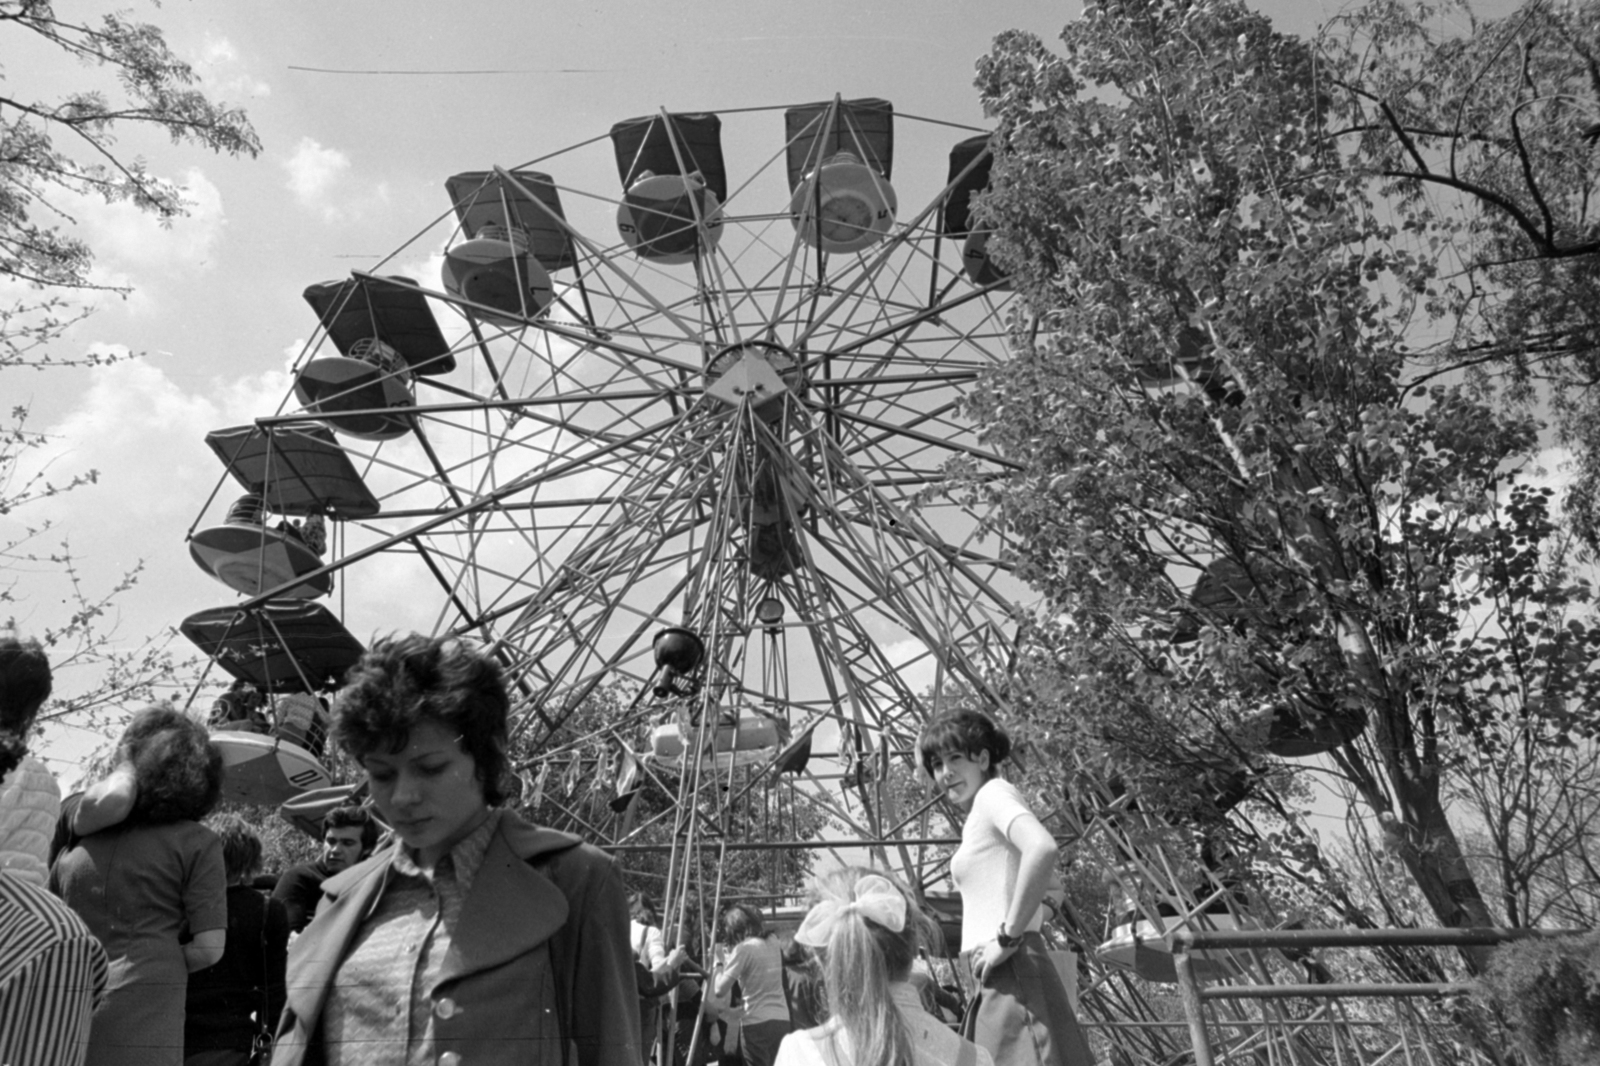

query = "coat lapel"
[280,813,583,1028]
[282,855,391,1025]
[434,817,570,988]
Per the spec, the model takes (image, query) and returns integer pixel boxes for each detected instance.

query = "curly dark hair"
[0,638,52,778]
[120,705,224,824]
[331,633,510,806]
[917,708,1012,779]
[205,812,263,881]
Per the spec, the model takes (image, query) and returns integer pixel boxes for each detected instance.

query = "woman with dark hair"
[775,867,992,1066]
[51,705,228,1066]
[711,904,791,1066]
[270,632,640,1066]
[915,710,1092,1066]
[184,813,289,1066]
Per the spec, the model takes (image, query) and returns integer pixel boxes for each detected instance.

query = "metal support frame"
[1172,926,1580,1066]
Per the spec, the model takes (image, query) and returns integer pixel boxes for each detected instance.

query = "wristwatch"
[996,923,1023,949]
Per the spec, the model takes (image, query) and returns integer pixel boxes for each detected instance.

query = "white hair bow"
[794,874,908,948]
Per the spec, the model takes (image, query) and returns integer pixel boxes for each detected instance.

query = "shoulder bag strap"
[253,891,274,1063]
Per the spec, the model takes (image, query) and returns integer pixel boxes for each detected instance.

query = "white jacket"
[0,756,61,887]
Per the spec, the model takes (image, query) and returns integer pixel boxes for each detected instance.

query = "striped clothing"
[0,871,108,1066]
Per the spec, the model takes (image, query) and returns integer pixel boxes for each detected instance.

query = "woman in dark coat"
[269,633,640,1066]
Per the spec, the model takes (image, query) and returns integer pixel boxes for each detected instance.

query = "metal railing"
[1171,926,1571,1066]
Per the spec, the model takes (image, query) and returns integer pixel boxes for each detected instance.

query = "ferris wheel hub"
[705,341,803,420]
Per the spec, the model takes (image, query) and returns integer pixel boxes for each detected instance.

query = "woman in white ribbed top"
[918,710,1093,1066]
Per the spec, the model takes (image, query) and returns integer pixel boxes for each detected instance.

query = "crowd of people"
[0,631,1093,1066]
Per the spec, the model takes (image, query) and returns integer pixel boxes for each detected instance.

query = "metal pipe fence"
[1170,926,1578,1066]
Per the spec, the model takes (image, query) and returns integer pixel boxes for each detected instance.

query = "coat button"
[435,997,458,1019]
[439,1052,461,1066]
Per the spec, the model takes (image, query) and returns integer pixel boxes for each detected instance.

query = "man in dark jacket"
[270,805,376,933]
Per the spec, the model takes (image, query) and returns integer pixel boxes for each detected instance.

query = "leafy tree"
[1,1,259,722]
[1322,0,1600,545]
[963,0,1600,969]
[2,0,260,354]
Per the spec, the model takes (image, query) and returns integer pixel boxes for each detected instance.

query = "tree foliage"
[964,0,1600,965]
[1325,0,1600,544]
[0,0,259,727]
[1,0,260,345]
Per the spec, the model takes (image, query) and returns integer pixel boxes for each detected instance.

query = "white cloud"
[284,137,352,214]
[0,169,229,322]
[3,357,447,656]
[73,168,227,277]
[281,139,394,224]
[196,35,271,99]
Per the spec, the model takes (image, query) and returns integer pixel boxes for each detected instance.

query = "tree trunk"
[1334,610,1499,972]
[1380,780,1499,973]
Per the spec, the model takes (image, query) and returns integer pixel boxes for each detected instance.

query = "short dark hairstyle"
[121,705,225,824]
[206,812,263,881]
[917,709,1012,779]
[629,892,658,925]
[323,803,379,852]
[332,633,511,807]
[718,904,768,945]
[0,637,52,733]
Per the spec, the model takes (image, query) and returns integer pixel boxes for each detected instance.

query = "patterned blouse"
[321,810,500,1066]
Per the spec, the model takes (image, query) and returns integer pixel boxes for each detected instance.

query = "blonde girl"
[774,867,992,1066]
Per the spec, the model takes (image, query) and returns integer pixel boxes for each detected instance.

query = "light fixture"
[754,596,785,629]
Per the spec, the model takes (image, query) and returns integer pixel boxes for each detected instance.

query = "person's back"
[0,752,59,885]
[186,813,289,1064]
[714,906,792,1066]
[775,868,992,1066]
[185,883,289,1060]
[49,706,228,1066]
[53,814,221,975]
[776,990,992,1066]
[724,935,789,1025]
[0,634,106,1066]
[0,637,59,886]
[0,872,109,1066]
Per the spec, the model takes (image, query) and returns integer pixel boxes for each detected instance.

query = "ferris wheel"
[181,96,1032,913]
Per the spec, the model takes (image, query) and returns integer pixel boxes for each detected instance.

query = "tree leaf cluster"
[963,0,1600,961]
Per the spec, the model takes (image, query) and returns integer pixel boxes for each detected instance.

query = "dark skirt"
[962,934,1094,1066]
[737,1019,790,1066]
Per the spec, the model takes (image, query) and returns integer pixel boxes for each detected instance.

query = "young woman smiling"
[917,711,1093,1066]
[269,633,640,1066]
